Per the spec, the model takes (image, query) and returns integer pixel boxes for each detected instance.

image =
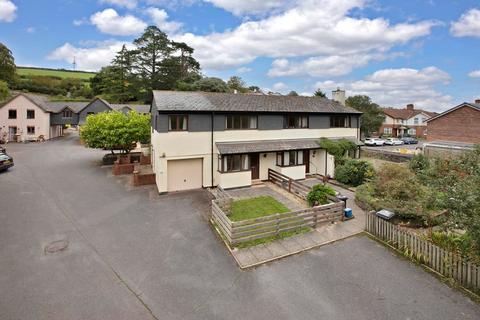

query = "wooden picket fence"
[212,198,344,246]
[366,212,480,293]
[268,169,311,200]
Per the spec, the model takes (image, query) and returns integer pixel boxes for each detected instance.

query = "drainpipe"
[324,150,328,177]
[211,112,214,188]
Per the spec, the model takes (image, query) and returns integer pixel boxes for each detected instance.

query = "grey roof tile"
[216,137,362,154]
[152,91,361,114]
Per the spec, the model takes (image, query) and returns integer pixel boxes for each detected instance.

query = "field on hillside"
[17,67,96,80]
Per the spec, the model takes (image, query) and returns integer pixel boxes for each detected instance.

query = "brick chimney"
[475,99,480,104]
[332,87,346,106]
[406,103,414,110]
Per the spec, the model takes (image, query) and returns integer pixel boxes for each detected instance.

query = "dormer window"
[62,109,73,118]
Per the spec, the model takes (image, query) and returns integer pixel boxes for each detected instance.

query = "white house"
[150,90,362,193]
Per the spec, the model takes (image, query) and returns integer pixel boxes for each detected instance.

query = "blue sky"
[0,0,479,111]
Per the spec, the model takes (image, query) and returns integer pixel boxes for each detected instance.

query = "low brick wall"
[132,172,156,186]
[360,148,413,163]
[140,155,151,165]
[112,163,135,175]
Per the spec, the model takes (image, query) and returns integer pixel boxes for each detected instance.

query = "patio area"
[217,178,366,268]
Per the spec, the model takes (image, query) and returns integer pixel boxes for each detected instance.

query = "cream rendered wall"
[219,171,251,189]
[151,127,357,192]
[405,113,428,126]
[275,165,306,180]
[309,149,326,175]
[259,152,277,180]
[0,95,51,141]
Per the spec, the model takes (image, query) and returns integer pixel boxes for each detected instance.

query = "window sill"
[218,169,251,174]
[276,164,305,168]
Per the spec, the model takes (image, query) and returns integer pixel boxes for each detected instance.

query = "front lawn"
[229,196,289,222]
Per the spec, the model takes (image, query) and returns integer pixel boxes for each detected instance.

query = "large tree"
[0,43,16,85]
[346,95,385,137]
[227,76,247,93]
[313,89,326,98]
[0,80,9,101]
[193,77,229,92]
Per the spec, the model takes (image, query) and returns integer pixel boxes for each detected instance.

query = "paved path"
[232,178,365,268]
[1,136,479,319]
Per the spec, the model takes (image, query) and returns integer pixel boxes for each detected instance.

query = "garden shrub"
[307,184,336,207]
[334,159,375,187]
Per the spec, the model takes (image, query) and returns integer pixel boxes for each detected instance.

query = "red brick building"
[378,104,437,138]
[426,101,480,144]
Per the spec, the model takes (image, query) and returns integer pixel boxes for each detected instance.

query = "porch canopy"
[216,137,362,155]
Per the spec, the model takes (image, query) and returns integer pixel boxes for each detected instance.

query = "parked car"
[384,138,404,145]
[0,145,5,153]
[364,138,386,146]
[0,152,13,171]
[400,137,418,144]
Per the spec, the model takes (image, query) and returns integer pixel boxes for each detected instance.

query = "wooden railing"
[268,169,311,200]
[215,186,231,200]
[366,212,480,293]
[212,199,344,246]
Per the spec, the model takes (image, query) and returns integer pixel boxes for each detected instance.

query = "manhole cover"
[45,240,69,254]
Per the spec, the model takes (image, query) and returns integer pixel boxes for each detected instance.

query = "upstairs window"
[276,150,304,167]
[27,109,35,119]
[330,115,351,128]
[62,109,73,118]
[8,109,17,119]
[414,117,419,125]
[168,115,188,131]
[226,115,257,129]
[27,126,35,134]
[284,115,308,129]
[218,154,249,172]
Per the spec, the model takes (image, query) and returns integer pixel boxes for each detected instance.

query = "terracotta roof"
[382,107,437,120]
[152,90,361,114]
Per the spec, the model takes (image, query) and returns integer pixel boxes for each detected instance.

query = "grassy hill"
[17,67,96,80]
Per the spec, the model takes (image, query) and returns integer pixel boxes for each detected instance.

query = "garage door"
[167,158,203,192]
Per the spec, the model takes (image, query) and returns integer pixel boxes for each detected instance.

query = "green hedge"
[334,159,375,187]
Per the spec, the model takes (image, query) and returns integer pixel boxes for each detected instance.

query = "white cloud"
[451,8,480,37]
[90,9,147,36]
[273,82,288,91]
[99,0,137,9]
[47,40,134,71]
[469,70,480,78]
[237,66,252,73]
[268,54,383,77]
[204,0,289,16]
[315,67,452,112]
[26,27,35,33]
[73,18,88,26]
[146,7,182,33]
[0,0,17,22]
[175,0,438,71]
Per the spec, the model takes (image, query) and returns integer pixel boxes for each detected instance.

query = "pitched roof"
[152,91,361,114]
[110,103,150,113]
[382,107,437,120]
[426,102,480,123]
[216,137,362,155]
[0,93,89,113]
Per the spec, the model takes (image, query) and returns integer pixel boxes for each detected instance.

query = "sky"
[0,0,479,112]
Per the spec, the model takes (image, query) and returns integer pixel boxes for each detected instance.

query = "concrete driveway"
[1,134,479,320]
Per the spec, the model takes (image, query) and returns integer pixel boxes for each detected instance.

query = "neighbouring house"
[0,93,150,142]
[378,104,437,138]
[423,99,480,156]
[150,90,362,193]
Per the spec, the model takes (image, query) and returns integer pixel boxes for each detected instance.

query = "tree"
[132,26,173,94]
[346,95,385,137]
[313,89,326,98]
[0,80,9,101]
[80,111,151,154]
[193,77,229,92]
[0,43,16,84]
[227,76,247,92]
[287,90,299,96]
[319,137,358,165]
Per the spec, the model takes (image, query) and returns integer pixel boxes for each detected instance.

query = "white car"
[384,138,404,146]
[364,138,385,146]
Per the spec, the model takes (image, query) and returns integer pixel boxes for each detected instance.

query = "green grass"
[229,196,290,222]
[17,67,96,80]
[235,226,312,249]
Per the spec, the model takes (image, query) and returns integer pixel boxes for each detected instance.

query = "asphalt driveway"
[1,134,479,320]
